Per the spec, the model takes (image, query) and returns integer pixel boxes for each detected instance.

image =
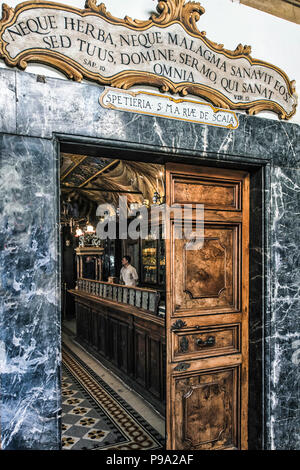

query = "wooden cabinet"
[123,232,166,289]
[71,290,166,414]
[141,232,165,287]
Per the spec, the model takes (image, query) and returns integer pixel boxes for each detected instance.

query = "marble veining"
[266,167,300,449]
[0,135,61,449]
[0,67,299,449]
[0,69,294,167]
[0,71,16,135]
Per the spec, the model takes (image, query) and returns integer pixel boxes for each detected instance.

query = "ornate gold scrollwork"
[0,0,297,119]
[86,0,205,33]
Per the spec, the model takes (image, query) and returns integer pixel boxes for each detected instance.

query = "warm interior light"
[75,227,84,237]
[86,224,95,234]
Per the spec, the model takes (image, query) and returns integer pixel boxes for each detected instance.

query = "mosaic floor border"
[62,343,165,450]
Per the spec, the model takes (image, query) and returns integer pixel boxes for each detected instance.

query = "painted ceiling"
[60,154,164,220]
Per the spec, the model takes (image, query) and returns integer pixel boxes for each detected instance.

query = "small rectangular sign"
[100,88,239,129]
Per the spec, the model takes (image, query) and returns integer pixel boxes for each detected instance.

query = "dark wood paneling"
[72,291,166,414]
[91,310,98,349]
[134,328,147,388]
[118,322,129,374]
[109,317,119,366]
[148,337,162,399]
[97,311,106,356]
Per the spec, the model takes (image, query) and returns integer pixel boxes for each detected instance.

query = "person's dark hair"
[123,255,131,264]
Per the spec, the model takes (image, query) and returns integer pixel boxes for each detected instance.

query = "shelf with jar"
[140,232,165,288]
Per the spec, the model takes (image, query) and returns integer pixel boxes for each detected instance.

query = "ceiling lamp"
[153,170,165,205]
[85,224,95,234]
[75,227,84,237]
[130,201,140,211]
[152,191,161,205]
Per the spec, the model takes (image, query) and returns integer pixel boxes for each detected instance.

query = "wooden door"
[165,163,249,450]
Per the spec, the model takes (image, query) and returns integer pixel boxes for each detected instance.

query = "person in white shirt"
[120,255,138,286]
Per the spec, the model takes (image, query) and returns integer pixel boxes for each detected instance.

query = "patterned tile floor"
[62,344,165,450]
[62,364,125,449]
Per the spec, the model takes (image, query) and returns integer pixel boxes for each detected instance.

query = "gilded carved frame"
[0,0,297,119]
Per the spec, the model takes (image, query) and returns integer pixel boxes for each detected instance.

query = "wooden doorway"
[165,163,250,450]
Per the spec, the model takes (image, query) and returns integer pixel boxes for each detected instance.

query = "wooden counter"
[69,289,166,415]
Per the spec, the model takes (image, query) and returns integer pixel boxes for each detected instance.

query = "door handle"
[195,336,215,347]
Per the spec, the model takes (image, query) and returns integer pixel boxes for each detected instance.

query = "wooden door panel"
[172,223,240,315]
[171,176,242,211]
[166,163,249,450]
[172,323,240,361]
[171,367,240,450]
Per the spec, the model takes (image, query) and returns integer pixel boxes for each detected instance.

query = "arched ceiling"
[60,153,164,209]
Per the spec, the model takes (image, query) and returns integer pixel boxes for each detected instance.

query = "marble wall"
[0,68,299,449]
[266,167,300,449]
[0,134,61,449]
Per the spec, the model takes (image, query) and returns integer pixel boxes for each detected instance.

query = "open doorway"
[60,153,166,450]
[59,145,259,450]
